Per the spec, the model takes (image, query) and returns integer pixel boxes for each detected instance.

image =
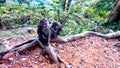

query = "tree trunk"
[66,0,72,12]
[107,0,120,23]
[62,0,66,11]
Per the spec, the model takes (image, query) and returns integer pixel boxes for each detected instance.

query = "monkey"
[50,22,62,39]
[0,20,63,59]
[19,21,62,47]
[37,18,51,47]
[21,15,30,24]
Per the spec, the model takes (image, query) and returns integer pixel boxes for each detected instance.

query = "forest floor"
[0,27,120,68]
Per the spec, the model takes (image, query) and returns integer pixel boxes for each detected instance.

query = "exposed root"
[1,31,120,64]
[62,31,120,42]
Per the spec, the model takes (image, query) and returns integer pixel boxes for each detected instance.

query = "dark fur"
[50,22,62,39]
[37,18,50,46]
[21,15,30,24]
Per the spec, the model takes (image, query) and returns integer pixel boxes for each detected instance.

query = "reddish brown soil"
[0,35,120,68]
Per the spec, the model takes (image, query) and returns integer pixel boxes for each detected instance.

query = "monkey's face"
[37,18,50,46]
[39,18,48,28]
[39,18,50,36]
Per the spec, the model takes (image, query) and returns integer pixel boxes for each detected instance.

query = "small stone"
[22,58,27,61]
[59,50,64,52]
[9,57,13,60]
[65,65,72,68]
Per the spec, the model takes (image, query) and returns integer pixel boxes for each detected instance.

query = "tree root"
[50,31,120,43]
[62,31,120,42]
[1,31,120,64]
[0,39,64,64]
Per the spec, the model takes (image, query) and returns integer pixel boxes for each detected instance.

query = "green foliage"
[2,15,21,27]
[61,21,95,36]
[0,0,6,3]
[109,21,120,31]
[84,0,114,19]
[94,0,114,11]
[0,0,118,36]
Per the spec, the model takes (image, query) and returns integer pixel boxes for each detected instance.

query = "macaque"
[0,19,63,59]
[50,22,62,39]
[37,18,50,47]
[21,15,30,24]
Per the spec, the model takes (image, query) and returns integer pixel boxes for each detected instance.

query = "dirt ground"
[0,29,120,68]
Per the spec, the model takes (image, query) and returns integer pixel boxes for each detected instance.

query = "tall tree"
[66,0,72,12]
[62,0,72,12]
[62,0,66,11]
[107,0,120,23]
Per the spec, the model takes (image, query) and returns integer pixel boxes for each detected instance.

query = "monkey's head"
[39,18,48,28]
[51,21,62,39]
[38,18,50,36]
